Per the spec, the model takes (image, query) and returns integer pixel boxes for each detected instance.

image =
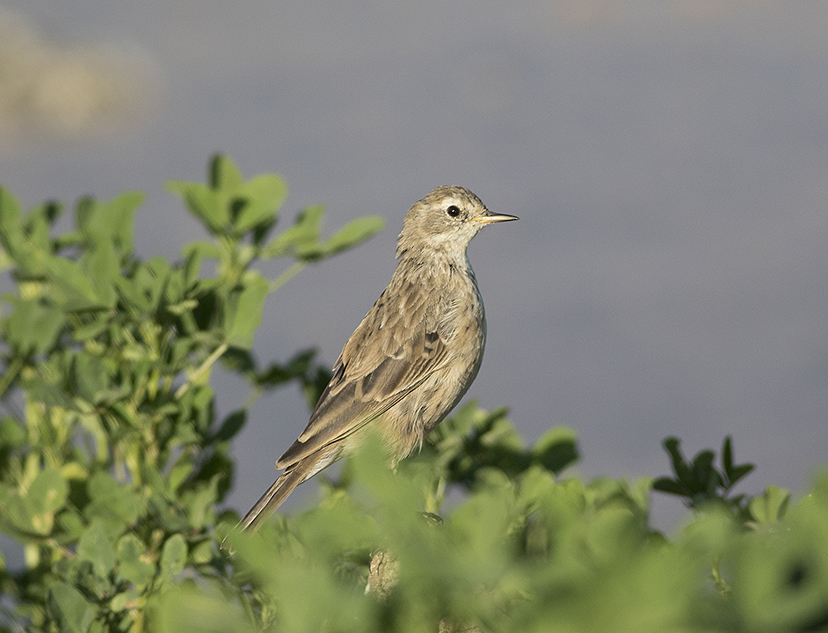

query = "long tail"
[238,455,321,533]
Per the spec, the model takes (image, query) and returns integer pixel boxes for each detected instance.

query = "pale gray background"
[1,1,827,554]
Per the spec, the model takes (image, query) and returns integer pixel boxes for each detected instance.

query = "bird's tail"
[237,456,319,533]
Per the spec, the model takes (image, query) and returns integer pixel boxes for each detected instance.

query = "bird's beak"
[472,213,519,225]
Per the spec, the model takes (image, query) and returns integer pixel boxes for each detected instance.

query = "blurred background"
[1,0,826,541]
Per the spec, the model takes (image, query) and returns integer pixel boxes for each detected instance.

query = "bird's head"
[396,186,517,260]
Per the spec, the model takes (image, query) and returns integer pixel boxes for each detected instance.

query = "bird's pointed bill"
[472,213,519,224]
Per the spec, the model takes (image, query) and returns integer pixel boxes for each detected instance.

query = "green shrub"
[0,155,382,631]
[1,157,827,632]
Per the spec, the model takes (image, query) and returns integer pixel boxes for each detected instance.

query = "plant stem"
[0,357,23,400]
[175,342,229,399]
[269,261,306,293]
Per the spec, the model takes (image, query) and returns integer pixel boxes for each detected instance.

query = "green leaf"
[0,187,24,258]
[749,485,791,524]
[24,204,54,254]
[105,191,143,255]
[224,271,269,349]
[72,314,112,341]
[27,468,69,534]
[48,581,96,633]
[0,483,31,533]
[722,435,734,478]
[71,353,111,403]
[256,348,318,388]
[57,508,87,542]
[46,256,112,311]
[209,154,243,191]
[652,477,689,497]
[159,534,187,578]
[220,348,257,375]
[232,174,288,234]
[168,457,194,493]
[26,379,77,409]
[110,589,143,614]
[156,586,257,633]
[0,245,13,273]
[728,463,755,487]
[690,450,716,480]
[0,416,26,447]
[212,410,247,443]
[166,181,228,234]
[86,473,145,535]
[116,534,156,586]
[182,240,222,262]
[77,520,116,578]
[317,215,384,256]
[76,193,142,257]
[182,476,220,528]
[183,246,205,288]
[261,204,325,259]
[531,426,579,474]
[662,437,694,488]
[75,196,96,232]
[517,466,557,507]
[81,236,119,308]
[3,297,65,354]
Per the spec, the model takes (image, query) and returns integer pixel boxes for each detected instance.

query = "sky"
[1,0,827,549]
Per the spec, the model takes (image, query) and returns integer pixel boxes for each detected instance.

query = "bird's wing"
[275,284,451,468]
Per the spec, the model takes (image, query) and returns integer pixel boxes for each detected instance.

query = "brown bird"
[239,186,517,531]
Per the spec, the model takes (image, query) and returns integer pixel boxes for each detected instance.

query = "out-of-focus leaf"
[27,468,69,534]
[47,581,96,633]
[182,476,219,528]
[261,205,325,259]
[166,182,227,234]
[71,353,110,403]
[0,483,31,533]
[117,534,156,586]
[0,187,24,258]
[317,216,384,256]
[652,477,689,497]
[224,271,269,349]
[86,473,145,536]
[105,191,143,255]
[256,348,316,388]
[208,154,243,190]
[749,485,791,524]
[3,297,65,354]
[219,348,257,375]
[156,586,257,633]
[0,416,26,447]
[77,521,116,578]
[232,174,288,234]
[159,534,187,579]
[212,410,246,443]
[46,257,113,311]
[531,426,579,474]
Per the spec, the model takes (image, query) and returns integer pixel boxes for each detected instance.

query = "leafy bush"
[0,155,382,631]
[1,158,827,633]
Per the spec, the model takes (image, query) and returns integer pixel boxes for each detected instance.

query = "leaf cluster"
[0,156,382,632]
[653,436,757,520]
[176,418,828,633]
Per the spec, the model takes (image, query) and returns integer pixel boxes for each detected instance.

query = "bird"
[239,185,517,532]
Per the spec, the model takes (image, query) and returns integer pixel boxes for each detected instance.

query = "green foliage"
[653,436,757,521]
[0,155,383,631]
[1,156,827,632]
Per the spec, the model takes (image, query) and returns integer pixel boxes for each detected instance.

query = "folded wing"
[276,284,450,468]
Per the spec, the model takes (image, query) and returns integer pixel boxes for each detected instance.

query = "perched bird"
[240,186,517,532]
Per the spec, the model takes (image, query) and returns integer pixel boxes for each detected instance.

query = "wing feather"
[275,282,450,468]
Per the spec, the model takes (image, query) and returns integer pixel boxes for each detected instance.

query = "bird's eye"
[446,205,460,217]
